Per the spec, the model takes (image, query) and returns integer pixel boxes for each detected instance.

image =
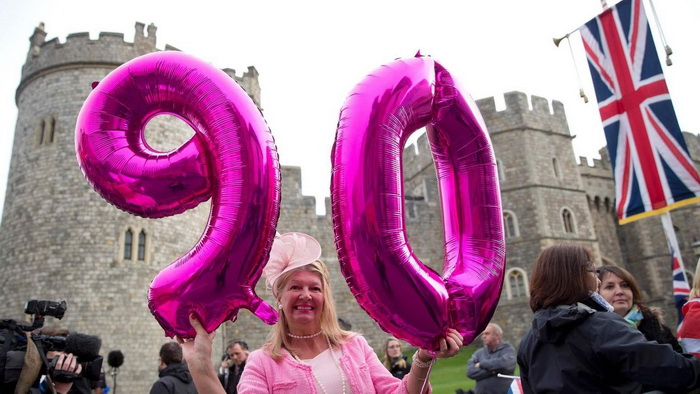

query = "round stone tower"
[0,22,260,392]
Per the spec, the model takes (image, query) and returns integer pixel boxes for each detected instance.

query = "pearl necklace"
[287,330,322,339]
[290,335,346,394]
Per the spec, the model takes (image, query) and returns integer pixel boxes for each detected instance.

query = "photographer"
[1,301,103,394]
[34,328,99,394]
[0,321,81,394]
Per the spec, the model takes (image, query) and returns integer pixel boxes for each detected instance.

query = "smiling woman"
[179,232,463,394]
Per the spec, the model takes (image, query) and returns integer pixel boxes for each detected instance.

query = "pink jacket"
[237,335,425,393]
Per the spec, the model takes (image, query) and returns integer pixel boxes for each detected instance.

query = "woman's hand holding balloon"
[177,314,224,394]
[417,328,463,362]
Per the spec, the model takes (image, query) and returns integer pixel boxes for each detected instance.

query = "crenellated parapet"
[18,22,162,102]
[577,155,611,174]
[578,154,616,212]
[402,132,433,181]
[223,66,261,107]
[18,22,262,108]
[476,91,570,137]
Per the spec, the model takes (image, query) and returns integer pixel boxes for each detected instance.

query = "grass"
[426,345,476,394]
[397,344,520,394]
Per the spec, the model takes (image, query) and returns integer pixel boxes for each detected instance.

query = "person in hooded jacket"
[517,243,700,394]
[150,342,197,394]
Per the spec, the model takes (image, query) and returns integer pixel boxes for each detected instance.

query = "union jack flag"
[580,0,700,225]
[661,213,691,323]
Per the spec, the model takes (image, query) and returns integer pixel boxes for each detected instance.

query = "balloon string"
[420,362,434,393]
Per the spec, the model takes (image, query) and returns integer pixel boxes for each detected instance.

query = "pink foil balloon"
[331,56,506,349]
[76,51,280,337]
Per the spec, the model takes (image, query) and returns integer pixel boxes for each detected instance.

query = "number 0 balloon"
[75,51,280,337]
[331,55,506,349]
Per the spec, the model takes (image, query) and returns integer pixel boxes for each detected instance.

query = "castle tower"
[473,92,600,333]
[0,23,261,392]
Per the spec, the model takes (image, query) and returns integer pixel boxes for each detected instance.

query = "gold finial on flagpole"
[553,34,569,48]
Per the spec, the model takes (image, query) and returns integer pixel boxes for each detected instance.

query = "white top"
[303,347,352,394]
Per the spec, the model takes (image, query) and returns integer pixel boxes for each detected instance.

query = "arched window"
[505,268,529,300]
[562,208,576,234]
[137,230,147,261]
[503,210,519,238]
[124,229,133,260]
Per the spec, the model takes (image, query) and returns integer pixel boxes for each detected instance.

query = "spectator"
[218,340,248,394]
[466,323,516,394]
[597,265,682,352]
[517,243,700,393]
[149,342,197,394]
[382,337,411,379]
[679,262,700,358]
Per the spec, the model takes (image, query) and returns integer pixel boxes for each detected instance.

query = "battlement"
[578,155,611,174]
[476,91,570,136]
[223,66,262,107]
[18,22,163,99]
[18,22,262,107]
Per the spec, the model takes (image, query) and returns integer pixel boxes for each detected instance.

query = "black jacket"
[149,363,197,394]
[218,361,245,394]
[638,308,683,353]
[389,355,411,379]
[517,297,700,394]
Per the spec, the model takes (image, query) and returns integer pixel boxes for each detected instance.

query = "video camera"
[0,300,103,393]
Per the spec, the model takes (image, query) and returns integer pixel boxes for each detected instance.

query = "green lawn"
[398,344,520,394]
[425,345,476,394]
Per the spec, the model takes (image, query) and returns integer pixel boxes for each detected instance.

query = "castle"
[2,22,699,392]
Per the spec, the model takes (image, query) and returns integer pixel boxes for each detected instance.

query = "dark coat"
[638,308,683,353]
[517,297,700,394]
[218,361,245,394]
[388,355,411,379]
[149,363,197,394]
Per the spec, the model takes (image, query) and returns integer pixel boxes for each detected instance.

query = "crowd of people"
[21,235,700,394]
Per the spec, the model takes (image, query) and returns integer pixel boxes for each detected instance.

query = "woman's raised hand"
[177,314,216,372]
[417,328,463,361]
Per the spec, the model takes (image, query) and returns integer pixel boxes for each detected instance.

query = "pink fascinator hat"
[264,232,322,297]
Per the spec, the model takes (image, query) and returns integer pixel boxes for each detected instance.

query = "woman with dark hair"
[382,337,411,379]
[597,265,682,352]
[517,243,700,393]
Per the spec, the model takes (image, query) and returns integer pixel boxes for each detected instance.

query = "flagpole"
[660,212,691,325]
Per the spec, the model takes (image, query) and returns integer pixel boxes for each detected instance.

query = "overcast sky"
[1,0,698,216]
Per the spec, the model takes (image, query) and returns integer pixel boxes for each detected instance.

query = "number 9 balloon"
[331,55,506,349]
[75,51,280,338]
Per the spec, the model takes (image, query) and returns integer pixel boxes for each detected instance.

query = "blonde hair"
[691,262,700,299]
[264,260,354,359]
[382,337,406,370]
